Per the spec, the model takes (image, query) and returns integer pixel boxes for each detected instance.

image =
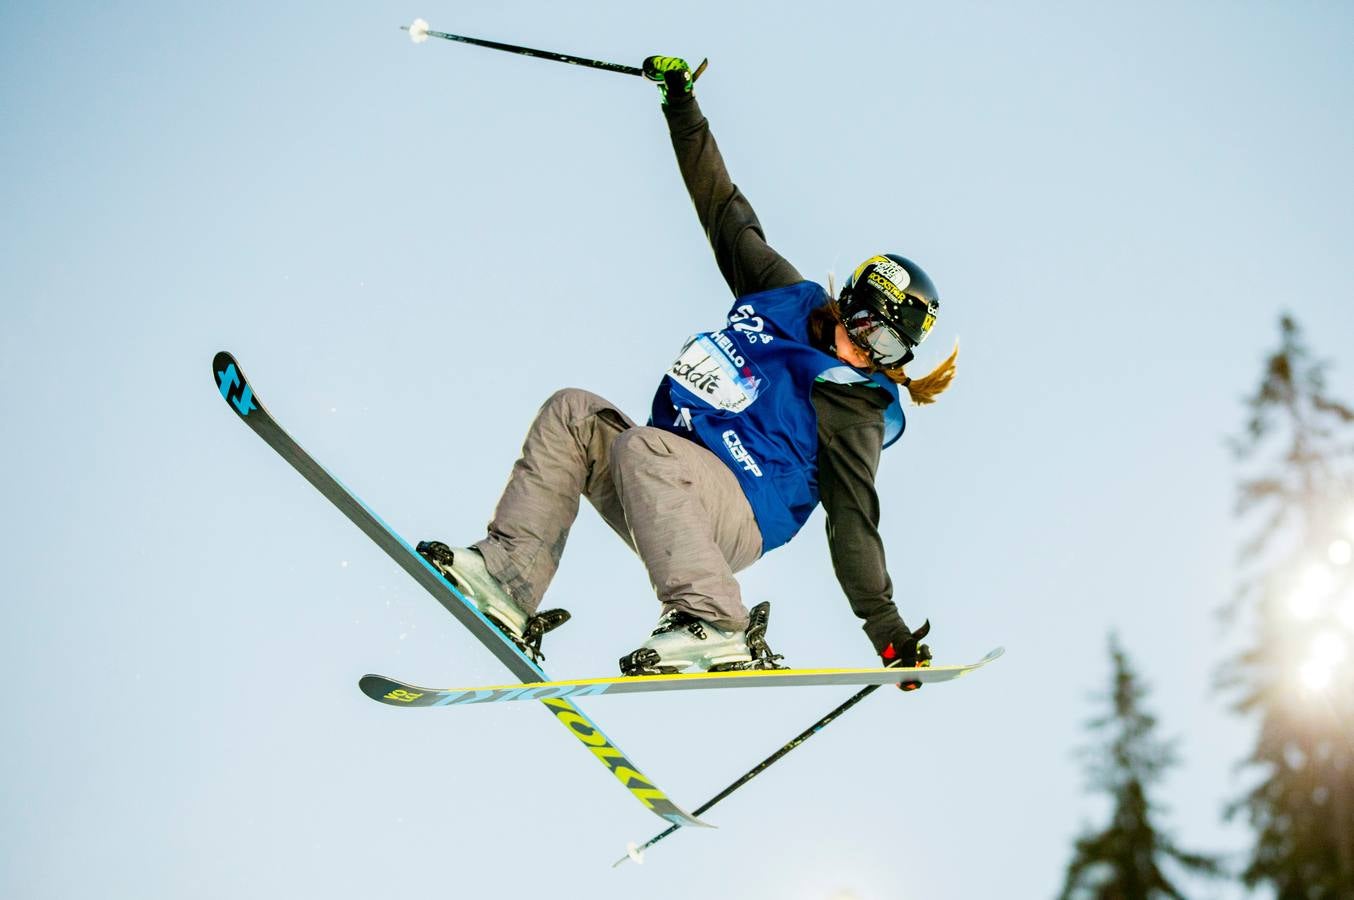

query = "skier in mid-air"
[419,56,957,684]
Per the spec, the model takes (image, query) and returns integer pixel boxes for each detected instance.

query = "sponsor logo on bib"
[666,334,763,413]
[722,429,763,477]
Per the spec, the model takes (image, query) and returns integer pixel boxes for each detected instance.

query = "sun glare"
[1288,588,1324,621]
[1301,563,1335,594]
[1331,539,1353,566]
[1311,631,1348,667]
[1298,631,1350,695]
[1338,593,1354,631]
[1288,564,1338,620]
[1300,660,1335,692]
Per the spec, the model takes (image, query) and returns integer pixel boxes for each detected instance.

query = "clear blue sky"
[4,2,1353,897]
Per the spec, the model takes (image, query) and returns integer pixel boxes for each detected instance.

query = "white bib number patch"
[666,335,763,413]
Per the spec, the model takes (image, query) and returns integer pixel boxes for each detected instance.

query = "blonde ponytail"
[882,341,958,406]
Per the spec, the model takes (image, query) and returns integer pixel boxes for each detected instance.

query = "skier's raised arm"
[643,57,802,298]
[642,58,945,680]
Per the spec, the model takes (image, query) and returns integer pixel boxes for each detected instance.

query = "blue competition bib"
[649,281,904,552]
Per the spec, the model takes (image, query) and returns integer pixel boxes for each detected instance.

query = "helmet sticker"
[867,270,909,304]
[869,257,911,292]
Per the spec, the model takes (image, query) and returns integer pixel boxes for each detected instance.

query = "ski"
[211,351,708,829]
[360,648,1004,708]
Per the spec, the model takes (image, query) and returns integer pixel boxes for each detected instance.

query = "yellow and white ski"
[361,647,1004,707]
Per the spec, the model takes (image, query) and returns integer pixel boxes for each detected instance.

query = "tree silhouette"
[1223,314,1354,897]
[1059,634,1222,900]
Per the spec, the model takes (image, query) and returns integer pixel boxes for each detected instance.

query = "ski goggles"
[844,308,915,368]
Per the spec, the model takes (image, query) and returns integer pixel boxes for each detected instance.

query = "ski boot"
[415,540,570,662]
[619,601,786,676]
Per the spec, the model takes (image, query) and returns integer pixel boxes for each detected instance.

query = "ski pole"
[613,683,883,867]
[402,19,708,81]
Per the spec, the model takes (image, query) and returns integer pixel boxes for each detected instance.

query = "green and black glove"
[642,55,694,105]
[880,620,933,691]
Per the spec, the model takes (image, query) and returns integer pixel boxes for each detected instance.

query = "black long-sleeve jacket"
[662,91,909,654]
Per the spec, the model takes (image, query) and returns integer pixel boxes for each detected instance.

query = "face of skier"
[833,322,873,369]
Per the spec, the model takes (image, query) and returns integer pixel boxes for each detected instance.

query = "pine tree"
[1223,314,1354,897]
[1058,634,1222,900]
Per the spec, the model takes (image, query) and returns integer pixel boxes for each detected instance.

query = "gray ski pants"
[473,388,762,630]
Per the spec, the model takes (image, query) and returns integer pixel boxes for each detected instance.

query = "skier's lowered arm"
[816,401,909,655]
[662,91,803,298]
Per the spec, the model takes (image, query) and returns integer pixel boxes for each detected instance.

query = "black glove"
[880,620,932,691]
[642,55,694,105]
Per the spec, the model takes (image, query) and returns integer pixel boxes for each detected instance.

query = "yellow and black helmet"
[838,254,940,367]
